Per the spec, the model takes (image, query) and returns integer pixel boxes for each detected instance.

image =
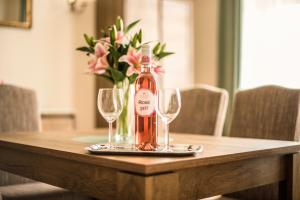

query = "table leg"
[286,152,300,200]
[117,171,179,200]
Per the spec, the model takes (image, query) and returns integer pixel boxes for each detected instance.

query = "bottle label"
[135,89,155,116]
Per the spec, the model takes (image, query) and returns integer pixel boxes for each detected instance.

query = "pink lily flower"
[88,56,97,69]
[102,31,127,45]
[119,47,142,76]
[88,55,109,75]
[153,65,165,75]
[87,41,110,75]
[103,37,111,44]
[95,42,108,58]
[115,31,127,44]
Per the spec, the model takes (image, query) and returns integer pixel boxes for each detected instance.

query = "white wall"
[0,0,96,129]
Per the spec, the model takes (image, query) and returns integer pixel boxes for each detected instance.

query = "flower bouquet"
[77,16,173,141]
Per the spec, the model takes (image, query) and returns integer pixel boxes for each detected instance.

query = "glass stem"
[165,122,170,150]
[108,122,113,148]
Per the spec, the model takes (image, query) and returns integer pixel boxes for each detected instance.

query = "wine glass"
[156,88,181,151]
[97,88,123,149]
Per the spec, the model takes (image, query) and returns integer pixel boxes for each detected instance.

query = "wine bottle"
[134,44,157,151]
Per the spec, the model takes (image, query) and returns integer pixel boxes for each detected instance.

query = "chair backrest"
[229,85,300,141]
[0,84,40,186]
[0,84,40,133]
[170,84,228,136]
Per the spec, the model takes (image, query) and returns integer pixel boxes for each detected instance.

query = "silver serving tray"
[85,144,203,156]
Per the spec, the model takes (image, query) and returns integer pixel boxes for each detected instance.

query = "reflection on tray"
[86,144,203,156]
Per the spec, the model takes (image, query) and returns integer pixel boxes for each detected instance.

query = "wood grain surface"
[0,129,299,199]
[0,130,299,175]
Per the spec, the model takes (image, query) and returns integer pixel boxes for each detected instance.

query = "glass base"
[162,146,173,152]
[96,143,114,149]
[114,134,133,144]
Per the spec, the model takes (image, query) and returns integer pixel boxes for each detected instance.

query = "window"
[124,0,194,88]
[240,0,300,89]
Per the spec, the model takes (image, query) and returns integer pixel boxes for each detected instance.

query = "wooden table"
[0,130,299,200]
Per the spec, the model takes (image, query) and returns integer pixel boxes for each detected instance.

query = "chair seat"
[0,182,86,200]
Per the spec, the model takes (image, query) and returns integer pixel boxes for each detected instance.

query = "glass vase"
[115,78,134,143]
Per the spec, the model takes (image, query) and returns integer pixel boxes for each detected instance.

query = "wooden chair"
[0,84,88,200]
[170,84,229,136]
[225,85,300,200]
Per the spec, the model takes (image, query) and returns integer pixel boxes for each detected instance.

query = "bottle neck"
[141,53,152,73]
[141,63,151,73]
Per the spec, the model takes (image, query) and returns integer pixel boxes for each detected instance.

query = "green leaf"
[109,46,121,60]
[109,67,125,82]
[83,34,97,48]
[110,25,117,45]
[128,73,138,84]
[84,34,90,45]
[138,29,142,43]
[83,34,96,48]
[131,34,138,48]
[153,42,161,55]
[91,38,97,47]
[116,16,124,31]
[135,43,147,50]
[118,61,129,75]
[157,52,174,60]
[107,53,114,67]
[160,43,166,53]
[100,74,114,83]
[125,19,140,33]
[76,46,94,54]
[118,44,129,55]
